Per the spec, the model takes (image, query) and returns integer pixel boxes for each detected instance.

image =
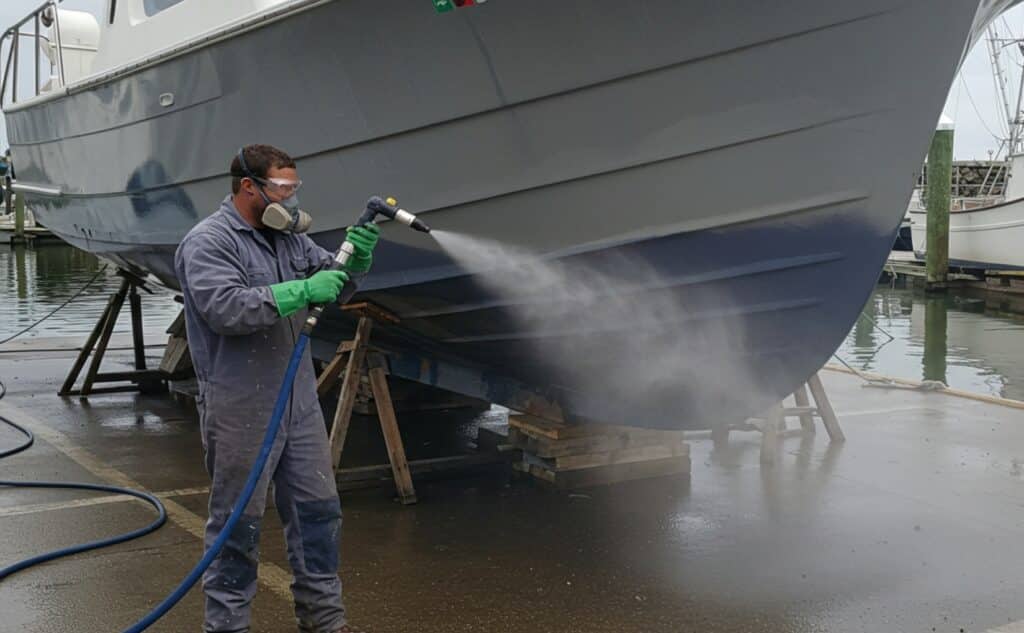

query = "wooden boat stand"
[711,372,845,466]
[317,302,418,505]
[60,270,192,397]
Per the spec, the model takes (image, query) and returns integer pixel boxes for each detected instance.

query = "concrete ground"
[1,338,1023,633]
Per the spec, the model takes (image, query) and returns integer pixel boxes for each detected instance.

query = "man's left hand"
[344,223,379,273]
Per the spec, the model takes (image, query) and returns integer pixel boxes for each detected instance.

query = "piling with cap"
[14,189,25,242]
[925,115,954,290]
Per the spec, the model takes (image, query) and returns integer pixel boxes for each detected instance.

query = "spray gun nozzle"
[410,218,432,233]
[360,196,431,233]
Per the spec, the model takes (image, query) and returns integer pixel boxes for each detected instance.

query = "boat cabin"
[1,0,296,109]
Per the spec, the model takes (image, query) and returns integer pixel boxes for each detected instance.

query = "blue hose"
[0,387,168,581]
[0,334,309,632]
[122,333,309,632]
[0,478,168,580]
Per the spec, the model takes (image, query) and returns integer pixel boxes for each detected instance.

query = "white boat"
[911,153,1024,270]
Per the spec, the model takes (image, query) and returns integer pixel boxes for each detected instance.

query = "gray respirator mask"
[236,147,313,234]
[261,194,312,234]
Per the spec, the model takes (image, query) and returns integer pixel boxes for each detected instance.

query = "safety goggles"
[252,176,303,195]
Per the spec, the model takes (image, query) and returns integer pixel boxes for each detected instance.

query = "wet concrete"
[1,340,1024,632]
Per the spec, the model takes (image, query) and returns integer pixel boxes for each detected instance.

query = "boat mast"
[987,21,1024,156]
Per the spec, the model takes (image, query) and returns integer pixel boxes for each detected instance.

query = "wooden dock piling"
[925,118,954,290]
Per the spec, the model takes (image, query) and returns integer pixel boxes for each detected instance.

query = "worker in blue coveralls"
[174,144,378,633]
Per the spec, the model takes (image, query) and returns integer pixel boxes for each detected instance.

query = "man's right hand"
[269,270,349,318]
[305,270,348,303]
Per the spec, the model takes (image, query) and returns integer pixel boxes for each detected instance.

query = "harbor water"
[0,244,179,342]
[836,279,1024,401]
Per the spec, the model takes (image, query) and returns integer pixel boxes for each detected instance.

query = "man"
[175,144,379,633]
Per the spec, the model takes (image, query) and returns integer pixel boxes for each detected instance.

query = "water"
[0,244,180,342]
[435,230,1024,407]
[430,230,774,425]
[835,281,1024,401]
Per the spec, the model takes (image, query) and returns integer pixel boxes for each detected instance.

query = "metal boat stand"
[711,372,846,466]
[59,269,191,397]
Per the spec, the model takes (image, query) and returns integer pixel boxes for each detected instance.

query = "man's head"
[230,144,301,228]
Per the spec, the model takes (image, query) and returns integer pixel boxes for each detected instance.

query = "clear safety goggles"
[253,176,303,195]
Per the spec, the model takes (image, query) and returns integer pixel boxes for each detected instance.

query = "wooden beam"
[807,373,845,442]
[337,450,518,491]
[316,349,350,398]
[790,383,817,434]
[341,301,400,324]
[367,352,417,505]
[760,403,782,466]
[327,316,373,471]
[508,414,607,441]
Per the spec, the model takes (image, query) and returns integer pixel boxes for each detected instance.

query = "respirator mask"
[236,147,313,234]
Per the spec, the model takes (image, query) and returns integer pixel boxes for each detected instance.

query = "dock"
[0,225,60,245]
[885,250,1024,294]
[0,214,60,245]
[2,337,1024,632]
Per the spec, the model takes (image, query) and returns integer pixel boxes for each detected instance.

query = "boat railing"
[952,196,1004,211]
[908,195,1004,213]
[0,0,66,109]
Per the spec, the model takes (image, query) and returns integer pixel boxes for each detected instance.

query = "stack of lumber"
[508,414,690,489]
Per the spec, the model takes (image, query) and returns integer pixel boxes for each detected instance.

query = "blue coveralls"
[175,196,346,633]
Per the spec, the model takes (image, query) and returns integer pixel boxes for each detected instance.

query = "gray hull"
[1,0,1001,427]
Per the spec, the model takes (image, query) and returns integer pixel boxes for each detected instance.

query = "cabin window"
[143,0,186,17]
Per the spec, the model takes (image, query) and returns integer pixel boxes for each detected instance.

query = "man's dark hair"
[230,144,296,194]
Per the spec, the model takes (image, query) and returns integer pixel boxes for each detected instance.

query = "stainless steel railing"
[0,0,66,108]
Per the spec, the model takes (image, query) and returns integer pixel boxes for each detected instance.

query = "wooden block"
[508,414,609,440]
[165,310,186,336]
[513,460,557,484]
[508,420,685,454]
[158,335,193,375]
[341,301,401,324]
[520,456,691,489]
[545,442,689,470]
[528,430,683,459]
[476,425,509,451]
[507,427,528,447]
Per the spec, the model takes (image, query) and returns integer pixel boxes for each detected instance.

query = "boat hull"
[910,199,1024,271]
[3,0,996,427]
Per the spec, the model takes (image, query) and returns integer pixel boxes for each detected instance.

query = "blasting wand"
[303,196,430,333]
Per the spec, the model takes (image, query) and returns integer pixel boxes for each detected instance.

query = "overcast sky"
[1,1,1023,160]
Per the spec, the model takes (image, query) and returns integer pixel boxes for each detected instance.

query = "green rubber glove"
[269,270,349,318]
[343,223,380,274]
